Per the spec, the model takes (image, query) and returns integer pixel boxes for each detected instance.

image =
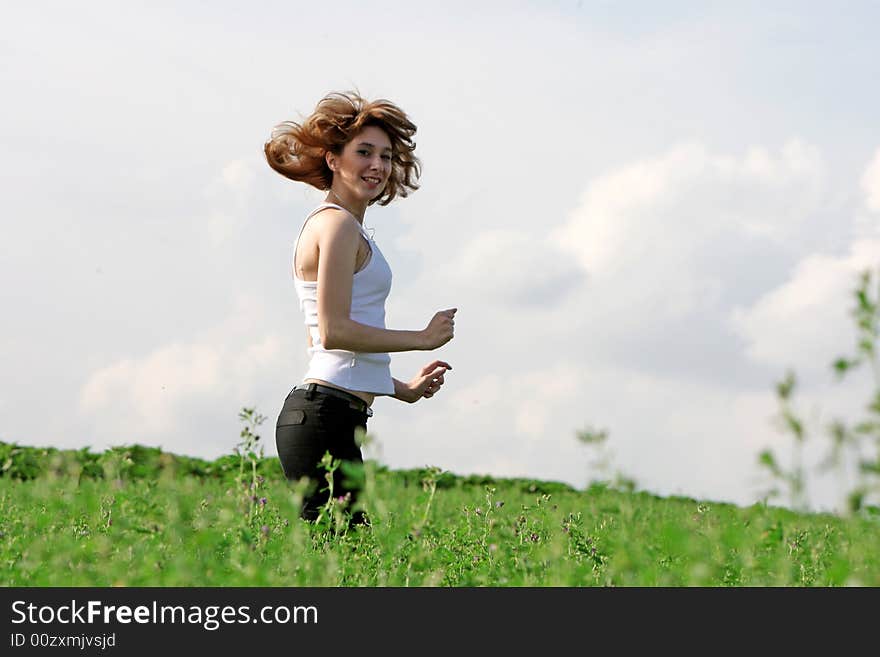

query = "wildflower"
[495,501,504,509]
[530,533,540,542]
[474,507,482,516]
[260,525,269,536]
[259,497,267,506]
[489,543,498,552]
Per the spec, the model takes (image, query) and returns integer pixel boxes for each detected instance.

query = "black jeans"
[275,386,370,524]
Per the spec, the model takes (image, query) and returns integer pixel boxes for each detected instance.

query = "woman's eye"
[358,150,369,156]
[382,155,392,161]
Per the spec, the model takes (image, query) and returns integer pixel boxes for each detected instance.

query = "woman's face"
[328,125,393,202]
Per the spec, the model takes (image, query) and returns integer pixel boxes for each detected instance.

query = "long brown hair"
[264,91,421,206]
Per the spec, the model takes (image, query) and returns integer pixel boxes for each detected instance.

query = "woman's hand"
[420,308,456,350]
[400,360,452,403]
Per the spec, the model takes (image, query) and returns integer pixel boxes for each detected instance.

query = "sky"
[3,0,880,512]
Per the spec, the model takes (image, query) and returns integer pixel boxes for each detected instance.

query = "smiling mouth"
[362,176,382,185]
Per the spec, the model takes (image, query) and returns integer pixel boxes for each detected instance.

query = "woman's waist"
[302,379,375,406]
[303,352,394,401]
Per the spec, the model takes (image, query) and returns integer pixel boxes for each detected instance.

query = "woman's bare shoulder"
[308,207,361,244]
[309,206,357,228]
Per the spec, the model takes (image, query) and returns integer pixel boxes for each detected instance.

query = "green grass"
[1,441,878,586]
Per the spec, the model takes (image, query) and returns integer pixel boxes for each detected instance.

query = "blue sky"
[3,1,880,511]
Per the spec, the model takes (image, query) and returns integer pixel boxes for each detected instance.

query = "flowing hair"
[264,91,421,206]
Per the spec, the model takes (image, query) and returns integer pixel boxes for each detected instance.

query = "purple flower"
[260,525,269,536]
[259,497,267,506]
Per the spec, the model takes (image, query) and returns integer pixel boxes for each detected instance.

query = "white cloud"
[511,366,580,439]
[447,373,504,414]
[446,229,585,308]
[862,147,880,212]
[730,238,880,376]
[79,342,223,435]
[221,159,257,193]
[533,140,835,377]
[200,158,263,246]
[553,139,824,279]
[77,294,289,454]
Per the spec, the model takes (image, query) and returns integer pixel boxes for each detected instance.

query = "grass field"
[2,439,878,587]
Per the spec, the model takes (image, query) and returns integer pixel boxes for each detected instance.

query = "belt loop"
[305,383,316,400]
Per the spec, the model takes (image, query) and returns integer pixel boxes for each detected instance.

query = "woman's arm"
[315,210,453,353]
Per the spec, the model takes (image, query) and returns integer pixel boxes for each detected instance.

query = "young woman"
[264,91,457,524]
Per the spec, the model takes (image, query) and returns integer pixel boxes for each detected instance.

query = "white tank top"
[291,202,395,394]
